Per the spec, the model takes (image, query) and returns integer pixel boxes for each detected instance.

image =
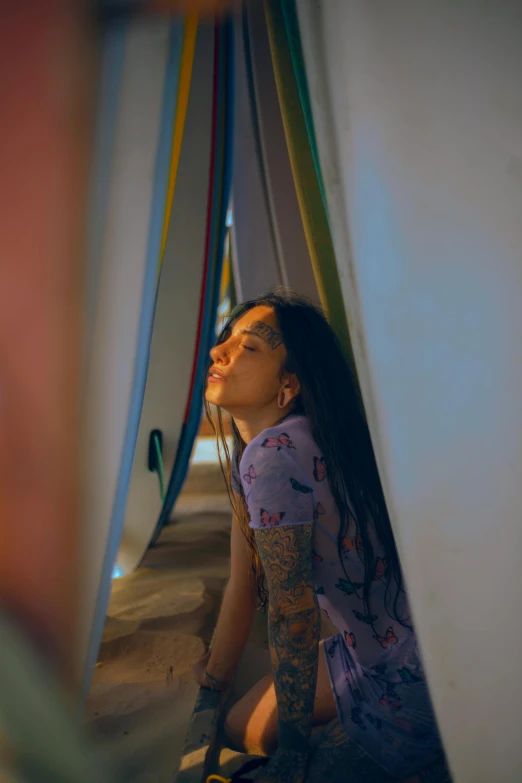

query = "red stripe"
[183,20,220,422]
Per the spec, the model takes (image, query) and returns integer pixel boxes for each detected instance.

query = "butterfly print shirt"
[233,414,444,778]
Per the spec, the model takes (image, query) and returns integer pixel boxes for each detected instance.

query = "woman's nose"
[210,342,227,364]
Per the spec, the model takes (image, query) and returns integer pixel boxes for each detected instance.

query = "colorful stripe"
[184,20,222,420]
[280,0,328,216]
[204,16,234,370]
[159,12,198,267]
[264,0,357,375]
[241,8,283,283]
[219,233,231,307]
[147,16,235,549]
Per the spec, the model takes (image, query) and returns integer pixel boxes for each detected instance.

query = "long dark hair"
[204,289,410,628]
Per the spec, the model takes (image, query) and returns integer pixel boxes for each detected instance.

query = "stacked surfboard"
[296,2,522,782]
[82,12,233,694]
[82,9,522,783]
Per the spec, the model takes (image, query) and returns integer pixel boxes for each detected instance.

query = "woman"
[193,290,451,783]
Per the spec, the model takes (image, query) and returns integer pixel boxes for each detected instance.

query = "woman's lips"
[208,370,226,384]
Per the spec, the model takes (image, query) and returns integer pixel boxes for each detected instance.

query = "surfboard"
[229,10,280,302]
[116,19,213,576]
[218,225,235,326]
[148,16,235,549]
[297,3,522,781]
[263,0,354,369]
[84,22,126,378]
[81,17,186,692]
[243,0,317,304]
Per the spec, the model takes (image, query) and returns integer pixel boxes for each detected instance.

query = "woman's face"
[205,305,288,414]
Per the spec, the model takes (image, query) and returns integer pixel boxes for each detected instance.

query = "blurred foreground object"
[0,0,240,698]
[0,2,94,685]
[0,613,112,782]
[102,0,239,18]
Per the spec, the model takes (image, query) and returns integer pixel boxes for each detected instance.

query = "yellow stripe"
[219,232,231,303]
[159,12,199,267]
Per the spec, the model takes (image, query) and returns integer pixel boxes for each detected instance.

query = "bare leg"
[223,640,337,756]
[224,639,452,782]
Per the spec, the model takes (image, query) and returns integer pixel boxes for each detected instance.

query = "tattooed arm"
[254,523,321,783]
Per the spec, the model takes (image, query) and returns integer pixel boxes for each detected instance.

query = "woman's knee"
[223,693,278,756]
[222,645,335,756]
[223,704,245,752]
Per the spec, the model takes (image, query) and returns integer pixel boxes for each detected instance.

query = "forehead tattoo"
[248,320,283,349]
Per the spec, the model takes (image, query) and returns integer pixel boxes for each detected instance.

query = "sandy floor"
[86,462,232,780]
[86,457,336,782]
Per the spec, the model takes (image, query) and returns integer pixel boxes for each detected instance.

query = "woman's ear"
[277,373,300,409]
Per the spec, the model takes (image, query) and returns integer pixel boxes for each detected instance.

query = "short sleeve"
[240,445,315,529]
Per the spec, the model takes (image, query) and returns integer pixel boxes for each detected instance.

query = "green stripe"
[264,0,358,381]
[280,0,328,217]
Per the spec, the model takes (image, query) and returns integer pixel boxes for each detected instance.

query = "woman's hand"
[190,528,256,692]
[191,650,211,688]
[191,650,231,691]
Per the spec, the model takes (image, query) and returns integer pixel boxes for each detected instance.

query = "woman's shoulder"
[246,415,314,456]
[239,416,318,528]
[239,414,321,487]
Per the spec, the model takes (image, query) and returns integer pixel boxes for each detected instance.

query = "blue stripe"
[203,23,226,351]
[82,22,185,701]
[208,18,235,357]
[148,18,235,548]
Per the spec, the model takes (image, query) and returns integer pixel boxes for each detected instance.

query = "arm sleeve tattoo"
[254,523,321,773]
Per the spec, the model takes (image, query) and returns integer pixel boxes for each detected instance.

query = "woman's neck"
[232,408,292,445]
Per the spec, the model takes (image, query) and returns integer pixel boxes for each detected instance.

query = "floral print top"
[232,414,444,777]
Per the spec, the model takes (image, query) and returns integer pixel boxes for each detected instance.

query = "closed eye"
[241,344,256,351]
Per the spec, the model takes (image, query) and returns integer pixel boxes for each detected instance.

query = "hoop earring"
[277,390,288,409]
